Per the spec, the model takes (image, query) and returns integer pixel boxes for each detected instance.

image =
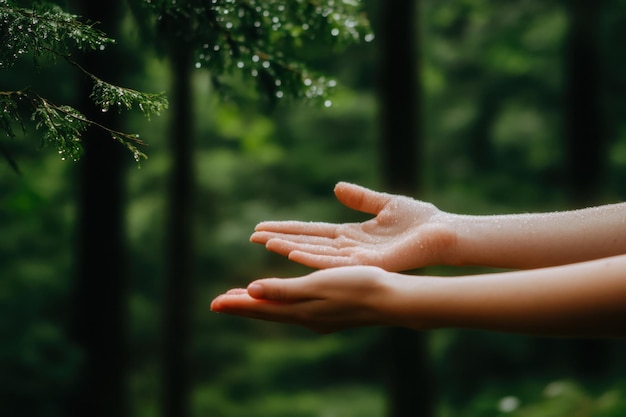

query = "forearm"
[390,255,626,337]
[442,202,626,269]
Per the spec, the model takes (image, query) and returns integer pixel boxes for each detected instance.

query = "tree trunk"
[378,1,420,193]
[376,1,436,417]
[564,0,606,205]
[563,0,612,380]
[67,1,128,417]
[162,43,196,417]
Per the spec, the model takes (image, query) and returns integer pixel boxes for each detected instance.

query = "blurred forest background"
[2,0,626,416]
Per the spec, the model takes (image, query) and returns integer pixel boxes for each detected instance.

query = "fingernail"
[247,283,264,299]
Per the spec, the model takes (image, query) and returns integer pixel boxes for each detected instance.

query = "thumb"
[334,182,392,215]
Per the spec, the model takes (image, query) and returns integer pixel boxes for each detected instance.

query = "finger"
[211,294,300,324]
[266,238,348,258]
[211,293,250,312]
[288,251,358,269]
[251,231,338,246]
[254,221,339,237]
[247,276,322,302]
[334,182,393,215]
[225,288,248,295]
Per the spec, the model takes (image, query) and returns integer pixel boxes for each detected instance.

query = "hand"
[250,182,456,271]
[210,266,399,334]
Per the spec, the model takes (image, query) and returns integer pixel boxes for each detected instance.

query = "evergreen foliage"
[144,0,373,104]
[0,0,168,164]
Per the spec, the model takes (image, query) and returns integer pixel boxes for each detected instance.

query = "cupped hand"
[210,266,399,334]
[250,182,456,271]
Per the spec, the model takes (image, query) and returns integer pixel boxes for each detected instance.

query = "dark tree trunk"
[162,43,196,417]
[564,0,606,205]
[67,1,128,417]
[378,1,420,194]
[376,1,436,417]
[563,0,612,380]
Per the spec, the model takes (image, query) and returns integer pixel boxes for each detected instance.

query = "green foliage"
[0,0,168,164]
[449,379,626,417]
[145,0,373,104]
[4,1,626,417]
[0,0,113,67]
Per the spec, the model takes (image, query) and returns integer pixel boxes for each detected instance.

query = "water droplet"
[331,28,340,37]
[324,100,332,107]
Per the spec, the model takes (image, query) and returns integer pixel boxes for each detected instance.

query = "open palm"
[250,182,455,271]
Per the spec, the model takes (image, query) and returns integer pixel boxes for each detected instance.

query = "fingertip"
[265,237,285,252]
[250,231,262,243]
[287,250,301,261]
[210,296,223,312]
[254,221,274,232]
[334,181,352,195]
[247,282,265,299]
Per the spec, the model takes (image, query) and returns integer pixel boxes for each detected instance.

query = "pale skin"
[211,182,626,337]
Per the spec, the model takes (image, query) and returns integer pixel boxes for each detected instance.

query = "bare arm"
[447,203,626,269]
[251,182,626,270]
[211,255,626,337]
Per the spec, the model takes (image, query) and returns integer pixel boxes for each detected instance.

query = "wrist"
[382,273,449,330]
[428,212,465,267]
